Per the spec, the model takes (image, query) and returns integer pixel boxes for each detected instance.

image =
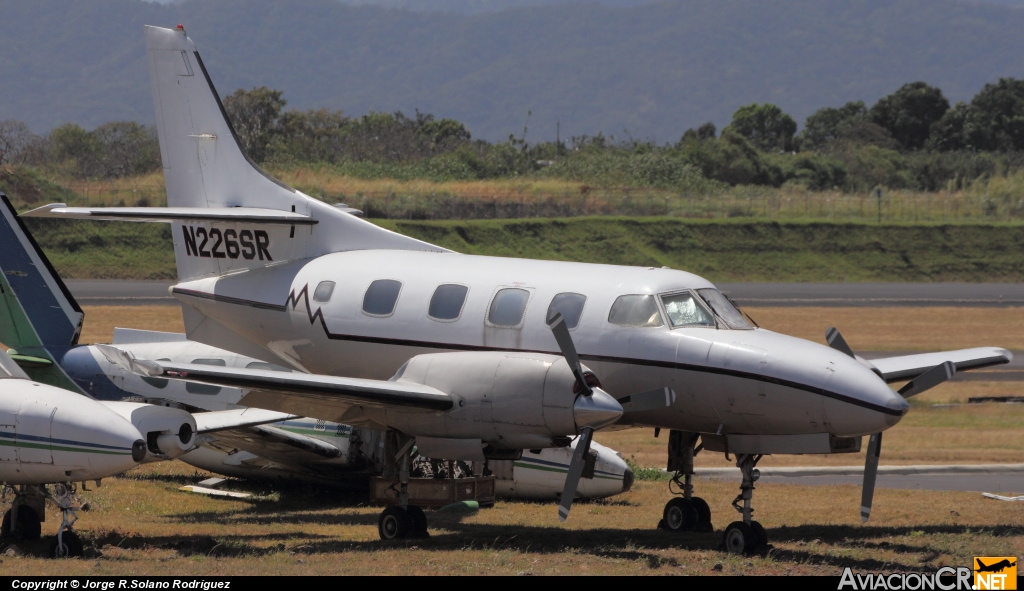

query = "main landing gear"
[377,431,429,541]
[659,431,769,556]
[658,431,713,534]
[2,483,86,558]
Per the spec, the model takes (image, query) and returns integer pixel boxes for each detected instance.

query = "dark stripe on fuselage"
[0,430,132,453]
[171,287,905,417]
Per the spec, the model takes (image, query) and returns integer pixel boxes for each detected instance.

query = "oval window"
[546,292,587,329]
[488,288,530,328]
[429,284,469,321]
[362,279,402,316]
[313,281,336,303]
[608,294,664,328]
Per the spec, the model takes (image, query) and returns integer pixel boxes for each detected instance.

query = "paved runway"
[66,280,1024,307]
[698,464,1024,495]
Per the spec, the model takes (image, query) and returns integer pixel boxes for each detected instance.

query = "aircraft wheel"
[750,520,769,549]
[2,506,42,541]
[405,506,429,538]
[378,506,412,541]
[53,530,84,558]
[662,498,698,532]
[691,497,713,532]
[723,521,758,555]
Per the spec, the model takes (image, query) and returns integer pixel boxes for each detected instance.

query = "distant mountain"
[5,0,1024,142]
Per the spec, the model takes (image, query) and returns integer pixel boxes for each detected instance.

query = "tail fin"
[0,194,86,392]
[144,25,446,281]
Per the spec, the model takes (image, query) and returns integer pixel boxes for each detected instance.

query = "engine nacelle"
[99,401,197,461]
[368,351,597,457]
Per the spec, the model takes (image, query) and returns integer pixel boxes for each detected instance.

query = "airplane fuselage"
[172,248,908,443]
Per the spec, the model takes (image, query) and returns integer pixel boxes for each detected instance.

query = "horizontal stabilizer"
[22,204,316,225]
[869,347,1012,383]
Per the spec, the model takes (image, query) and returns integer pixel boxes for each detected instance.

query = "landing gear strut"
[723,454,769,556]
[377,431,429,541]
[2,483,86,557]
[659,431,713,533]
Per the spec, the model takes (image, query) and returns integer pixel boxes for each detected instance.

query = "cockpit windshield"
[696,288,754,330]
[0,350,30,380]
[659,292,716,328]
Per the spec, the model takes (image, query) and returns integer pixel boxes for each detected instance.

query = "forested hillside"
[4,0,1024,141]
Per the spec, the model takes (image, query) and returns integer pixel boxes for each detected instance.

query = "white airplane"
[23,24,1012,553]
[0,346,146,557]
[0,194,633,512]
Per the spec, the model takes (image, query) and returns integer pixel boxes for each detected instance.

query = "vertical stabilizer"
[145,25,446,282]
[0,195,86,392]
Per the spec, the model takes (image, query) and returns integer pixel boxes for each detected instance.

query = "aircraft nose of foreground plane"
[823,349,909,435]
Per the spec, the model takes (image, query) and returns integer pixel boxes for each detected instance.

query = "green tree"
[968,77,1024,151]
[92,121,159,178]
[869,82,949,151]
[47,123,102,177]
[725,103,797,152]
[223,87,287,163]
[800,101,868,150]
[0,120,35,165]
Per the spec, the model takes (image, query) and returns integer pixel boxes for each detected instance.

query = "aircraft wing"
[95,345,453,423]
[202,423,344,462]
[192,408,301,434]
[867,347,1012,383]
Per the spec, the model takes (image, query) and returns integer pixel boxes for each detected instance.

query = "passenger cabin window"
[429,284,469,321]
[185,358,226,394]
[697,288,753,330]
[313,281,336,303]
[608,295,664,327]
[362,279,402,316]
[488,288,530,327]
[546,292,587,329]
[142,358,172,389]
[660,292,715,328]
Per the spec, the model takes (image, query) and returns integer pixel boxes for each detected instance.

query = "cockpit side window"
[362,279,403,317]
[546,292,587,329]
[660,292,715,328]
[429,284,469,321]
[696,288,753,330]
[608,295,664,327]
[186,358,227,394]
[487,288,530,328]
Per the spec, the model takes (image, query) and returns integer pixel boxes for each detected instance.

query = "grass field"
[1,304,1020,574]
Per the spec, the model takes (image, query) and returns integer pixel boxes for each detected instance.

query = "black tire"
[662,498,698,532]
[405,506,429,538]
[378,506,411,541]
[723,521,756,555]
[691,496,714,532]
[1,506,42,541]
[750,520,768,548]
[53,530,84,558]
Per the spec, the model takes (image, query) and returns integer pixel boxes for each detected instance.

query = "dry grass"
[1,460,1021,575]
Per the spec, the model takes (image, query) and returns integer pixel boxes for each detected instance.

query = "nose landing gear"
[723,454,769,556]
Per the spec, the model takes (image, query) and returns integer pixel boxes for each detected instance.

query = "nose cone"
[621,466,635,493]
[573,387,623,430]
[823,351,910,436]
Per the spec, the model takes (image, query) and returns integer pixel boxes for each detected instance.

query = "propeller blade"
[617,387,676,413]
[558,426,594,522]
[861,432,882,522]
[825,326,855,358]
[548,312,591,396]
[897,361,955,398]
